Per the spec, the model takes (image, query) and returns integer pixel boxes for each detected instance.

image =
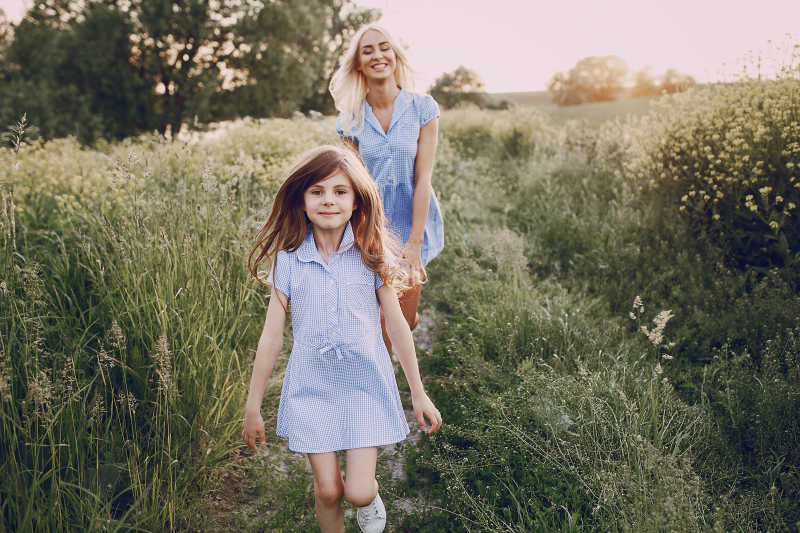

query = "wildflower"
[0,280,6,295]
[0,346,11,402]
[28,369,53,417]
[97,345,115,368]
[109,319,126,352]
[118,391,138,412]
[769,221,779,230]
[641,309,674,347]
[632,295,644,314]
[775,195,784,203]
[712,214,720,220]
[759,186,772,196]
[60,355,78,399]
[653,363,663,377]
[89,395,106,424]
[154,333,172,394]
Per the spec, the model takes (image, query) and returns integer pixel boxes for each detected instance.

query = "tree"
[219,0,379,118]
[632,67,659,98]
[429,65,489,109]
[0,0,377,142]
[660,68,696,94]
[548,55,628,106]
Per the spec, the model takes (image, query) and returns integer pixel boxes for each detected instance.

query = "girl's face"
[303,170,357,233]
[357,29,396,82]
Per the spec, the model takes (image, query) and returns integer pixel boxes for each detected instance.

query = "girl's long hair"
[249,144,409,295]
[329,24,414,137]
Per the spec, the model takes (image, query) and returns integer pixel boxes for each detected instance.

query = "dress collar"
[364,88,411,136]
[296,222,355,263]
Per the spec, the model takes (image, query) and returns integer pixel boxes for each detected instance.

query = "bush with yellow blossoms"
[625,77,800,269]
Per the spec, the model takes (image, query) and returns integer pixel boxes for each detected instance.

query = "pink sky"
[3,0,798,92]
[358,0,799,92]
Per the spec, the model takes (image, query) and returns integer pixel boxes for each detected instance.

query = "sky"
[2,0,798,92]
[356,0,799,92]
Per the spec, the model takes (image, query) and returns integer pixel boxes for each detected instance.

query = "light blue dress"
[337,90,444,265]
[268,223,410,453]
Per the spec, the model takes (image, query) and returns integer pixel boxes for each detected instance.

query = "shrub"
[439,107,555,160]
[625,78,800,270]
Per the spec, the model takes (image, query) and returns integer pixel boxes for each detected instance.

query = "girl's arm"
[377,285,442,434]
[242,287,288,451]
[404,117,439,280]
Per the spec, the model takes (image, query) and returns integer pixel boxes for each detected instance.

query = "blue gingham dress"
[268,223,410,453]
[337,90,444,265]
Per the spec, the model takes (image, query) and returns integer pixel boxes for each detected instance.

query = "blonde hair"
[249,144,409,295]
[329,24,414,136]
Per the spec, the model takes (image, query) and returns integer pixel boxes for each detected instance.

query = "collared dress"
[337,89,444,265]
[267,223,410,453]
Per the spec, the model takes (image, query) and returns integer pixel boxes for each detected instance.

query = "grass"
[2,82,799,532]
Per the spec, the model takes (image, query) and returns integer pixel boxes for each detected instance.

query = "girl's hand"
[411,393,442,434]
[242,410,266,451]
[401,240,425,284]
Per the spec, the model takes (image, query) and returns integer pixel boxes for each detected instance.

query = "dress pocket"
[345,272,380,328]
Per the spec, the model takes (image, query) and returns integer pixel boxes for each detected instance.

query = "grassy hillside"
[1,79,798,531]
[490,90,658,124]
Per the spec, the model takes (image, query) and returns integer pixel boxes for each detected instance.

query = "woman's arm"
[242,287,288,450]
[377,285,442,434]
[404,117,439,278]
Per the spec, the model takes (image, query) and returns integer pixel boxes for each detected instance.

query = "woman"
[329,24,443,354]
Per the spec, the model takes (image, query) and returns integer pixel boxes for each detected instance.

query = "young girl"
[330,24,443,354]
[242,145,442,533]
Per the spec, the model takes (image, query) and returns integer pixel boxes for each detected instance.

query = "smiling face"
[303,170,357,233]
[357,29,397,83]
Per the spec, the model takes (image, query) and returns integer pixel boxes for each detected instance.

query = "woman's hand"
[400,239,425,284]
[411,392,442,434]
[242,410,266,451]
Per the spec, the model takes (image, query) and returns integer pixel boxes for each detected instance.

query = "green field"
[490,90,657,124]
[1,80,799,532]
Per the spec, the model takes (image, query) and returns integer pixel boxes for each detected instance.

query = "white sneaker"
[356,492,386,533]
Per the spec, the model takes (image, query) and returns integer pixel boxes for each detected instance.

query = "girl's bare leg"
[307,452,346,533]
[380,283,422,355]
[343,447,379,507]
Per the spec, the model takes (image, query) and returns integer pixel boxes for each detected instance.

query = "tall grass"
[0,119,335,530]
[1,84,797,532]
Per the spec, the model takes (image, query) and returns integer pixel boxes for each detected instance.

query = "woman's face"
[357,29,396,83]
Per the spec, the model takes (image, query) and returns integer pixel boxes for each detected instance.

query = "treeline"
[0,1,378,144]
[548,56,695,106]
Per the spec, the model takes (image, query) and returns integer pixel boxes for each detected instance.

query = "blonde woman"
[330,24,443,355]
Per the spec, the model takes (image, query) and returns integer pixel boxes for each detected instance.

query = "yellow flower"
[769,221,779,230]
[713,213,720,220]
[775,195,784,203]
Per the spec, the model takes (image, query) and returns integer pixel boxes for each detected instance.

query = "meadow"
[1,77,798,532]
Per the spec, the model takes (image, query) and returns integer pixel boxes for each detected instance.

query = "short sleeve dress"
[267,223,410,453]
[337,90,444,265]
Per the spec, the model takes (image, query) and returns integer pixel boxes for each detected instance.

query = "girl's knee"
[344,479,377,507]
[314,478,344,506]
